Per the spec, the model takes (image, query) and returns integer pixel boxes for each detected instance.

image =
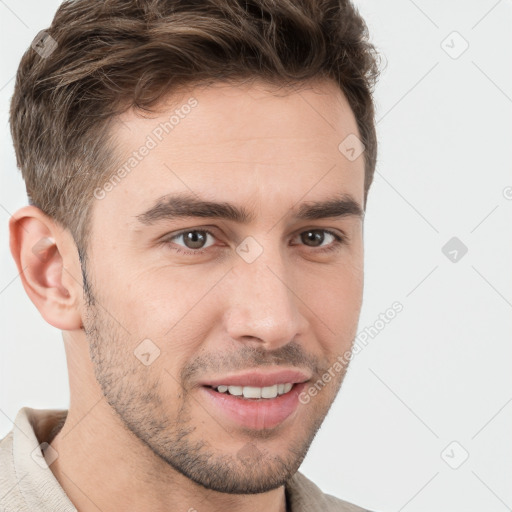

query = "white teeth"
[243,386,261,399]
[214,383,294,398]
[261,385,278,399]
[227,385,243,396]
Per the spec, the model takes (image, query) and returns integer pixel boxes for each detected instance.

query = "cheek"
[102,261,184,318]
[301,258,363,348]
[104,266,220,360]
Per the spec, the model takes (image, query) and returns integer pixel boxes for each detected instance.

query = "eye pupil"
[302,230,324,247]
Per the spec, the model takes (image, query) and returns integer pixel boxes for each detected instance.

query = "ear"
[9,205,84,331]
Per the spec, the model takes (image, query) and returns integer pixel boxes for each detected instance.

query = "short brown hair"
[10,0,381,257]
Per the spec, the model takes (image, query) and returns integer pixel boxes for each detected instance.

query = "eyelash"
[163,228,346,256]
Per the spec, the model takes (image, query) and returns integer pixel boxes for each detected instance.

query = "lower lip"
[200,383,307,430]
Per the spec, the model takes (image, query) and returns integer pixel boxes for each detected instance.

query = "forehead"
[93,79,365,230]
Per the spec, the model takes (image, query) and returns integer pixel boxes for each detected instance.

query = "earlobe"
[9,205,84,331]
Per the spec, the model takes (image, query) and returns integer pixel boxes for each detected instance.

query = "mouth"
[204,382,295,399]
[198,369,310,430]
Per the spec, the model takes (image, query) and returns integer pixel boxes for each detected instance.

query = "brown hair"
[10,0,381,258]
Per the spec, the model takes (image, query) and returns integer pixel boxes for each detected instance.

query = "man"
[1,0,381,510]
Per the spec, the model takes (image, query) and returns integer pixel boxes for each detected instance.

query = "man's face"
[81,79,365,494]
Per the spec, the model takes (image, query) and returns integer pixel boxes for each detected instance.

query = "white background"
[1,1,511,511]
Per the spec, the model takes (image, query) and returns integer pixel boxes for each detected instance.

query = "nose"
[222,243,308,351]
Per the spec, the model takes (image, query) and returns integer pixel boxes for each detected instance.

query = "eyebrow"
[135,192,364,226]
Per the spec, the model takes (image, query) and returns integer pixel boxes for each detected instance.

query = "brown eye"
[300,229,337,247]
[168,229,216,252]
[292,229,346,254]
[182,231,208,249]
[301,230,326,247]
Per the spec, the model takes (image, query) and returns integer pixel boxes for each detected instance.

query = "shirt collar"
[12,406,76,511]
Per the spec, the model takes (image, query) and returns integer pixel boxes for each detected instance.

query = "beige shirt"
[0,407,369,512]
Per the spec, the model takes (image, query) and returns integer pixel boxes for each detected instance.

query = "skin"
[9,78,365,512]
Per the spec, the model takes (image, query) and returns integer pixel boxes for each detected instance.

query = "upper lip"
[199,368,311,388]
